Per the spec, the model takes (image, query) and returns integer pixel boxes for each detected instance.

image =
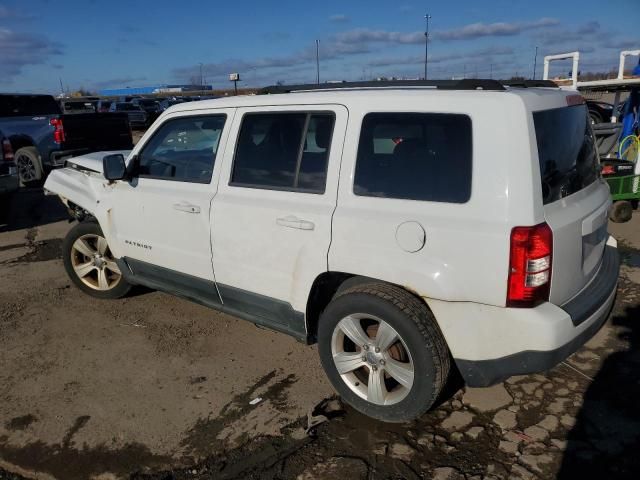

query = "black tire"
[588,111,602,125]
[610,200,633,223]
[62,221,132,299]
[14,147,43,186]
[317,282,450,422]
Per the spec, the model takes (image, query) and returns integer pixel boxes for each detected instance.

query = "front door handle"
[276,215,315,230]
[173,202,201,214]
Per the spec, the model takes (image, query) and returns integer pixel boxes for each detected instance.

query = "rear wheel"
[610,200,633,223]
[62,221,132,299]
[14,147,43,186]
[317,283,450,422]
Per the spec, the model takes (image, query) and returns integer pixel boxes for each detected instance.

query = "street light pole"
[424,14,431,80]
[315,39,320,84]
[532,46,539,80]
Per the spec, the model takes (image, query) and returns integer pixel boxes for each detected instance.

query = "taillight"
[50,117,66,144]
[1,139,13,161]
[601,165,615,176]
[507,223,553,308]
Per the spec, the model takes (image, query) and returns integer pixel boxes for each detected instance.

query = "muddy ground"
[1,188,640,480]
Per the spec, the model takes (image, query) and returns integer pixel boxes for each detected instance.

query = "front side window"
[354,113,472,203]
[137,115,226,183]
[231,112,335,193]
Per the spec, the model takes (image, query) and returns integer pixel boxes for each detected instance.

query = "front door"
[211,105,348,335]
[106,109,234,284]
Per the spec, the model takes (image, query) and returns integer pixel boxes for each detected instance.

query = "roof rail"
[259,79,507,94]
[501,79,558,88]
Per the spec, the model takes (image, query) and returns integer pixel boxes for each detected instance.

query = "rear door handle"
[173,202,201,214]
[276,215,315,230]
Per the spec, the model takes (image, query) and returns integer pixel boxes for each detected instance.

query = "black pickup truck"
[0,94,133,185]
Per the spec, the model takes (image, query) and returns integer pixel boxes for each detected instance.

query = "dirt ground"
[1,187,640,480]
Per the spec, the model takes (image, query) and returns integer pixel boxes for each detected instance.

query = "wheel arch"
[9,135,37,153]
[305,272,438,343]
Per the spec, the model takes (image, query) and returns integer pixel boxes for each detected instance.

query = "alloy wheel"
[70,234,121,291]
[16,153,36,183]
[331,313,414,406]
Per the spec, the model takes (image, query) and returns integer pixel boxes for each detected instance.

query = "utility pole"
[424,14,431,80]
[532,46,539,80]
[315,39,320,84]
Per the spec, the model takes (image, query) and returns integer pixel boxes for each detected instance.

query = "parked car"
[118,95,142,103]
[158,99,184,111]
[0,130,18,219]
[0,94,134,185]
[96,100,113,113]
[108,102,147,129]
[132,98,162,125]
[44,80,619,422]
[60,99,96,114]
[586,100,614,124]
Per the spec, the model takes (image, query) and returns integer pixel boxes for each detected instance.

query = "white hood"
[67,150,132,173]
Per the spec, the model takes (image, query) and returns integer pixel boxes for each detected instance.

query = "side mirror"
[103,154,127,182]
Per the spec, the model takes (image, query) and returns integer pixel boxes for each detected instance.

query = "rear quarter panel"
[329,92,537,307]
[0,115,57,164]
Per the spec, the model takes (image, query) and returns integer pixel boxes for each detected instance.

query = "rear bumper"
[429,237,619,387]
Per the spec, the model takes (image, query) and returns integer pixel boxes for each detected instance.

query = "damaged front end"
[43,150,130,222]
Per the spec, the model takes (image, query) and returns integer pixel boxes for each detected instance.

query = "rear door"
[533,102,611,304]
[210,104,347,331]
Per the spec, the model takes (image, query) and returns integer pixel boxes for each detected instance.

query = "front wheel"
[62,221,132,299]
[317,283,450,422]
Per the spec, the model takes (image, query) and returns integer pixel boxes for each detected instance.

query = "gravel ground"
[1,187,639,480]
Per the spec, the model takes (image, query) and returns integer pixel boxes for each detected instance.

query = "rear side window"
[354,113,472,203]
[231,112,335,193]
[533,105,598,204]
[0,95,61,117]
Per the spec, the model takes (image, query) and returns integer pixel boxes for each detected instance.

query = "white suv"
[44,80,619,422]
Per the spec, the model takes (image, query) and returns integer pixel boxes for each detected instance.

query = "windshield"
[533,104,599,205]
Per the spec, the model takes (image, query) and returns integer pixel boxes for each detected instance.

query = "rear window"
[0,95,61,117]
[533,105,598,204]
[354,113,472,203]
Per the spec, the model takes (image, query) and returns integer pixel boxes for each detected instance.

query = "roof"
[168,80,563,114]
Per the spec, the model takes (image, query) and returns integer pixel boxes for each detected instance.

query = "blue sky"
[0,0,638,93]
